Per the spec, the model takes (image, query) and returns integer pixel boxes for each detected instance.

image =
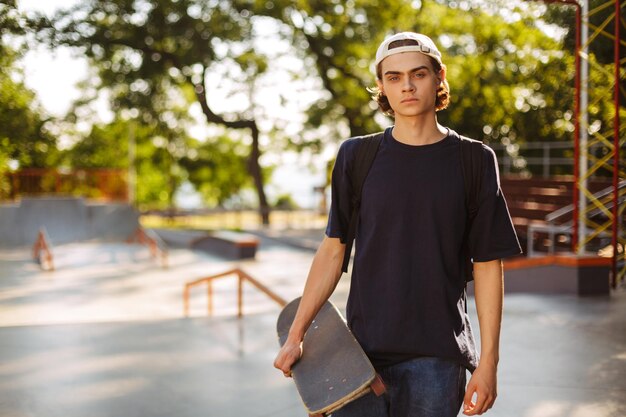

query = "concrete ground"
[0,229,625,417]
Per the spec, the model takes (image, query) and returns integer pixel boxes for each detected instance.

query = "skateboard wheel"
[370,373,386,396]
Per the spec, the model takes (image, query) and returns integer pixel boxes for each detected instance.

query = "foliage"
[37,0,272,219]
[256,0,426,144]
[17,0,623,204]
[0,2,58,174]
[64,116,260,209]
[541,0,626,177]
[273,193,299,210]
[255,0,583,177]
[542,0,622,66]
[63,116,179,209]
[428,4,574,142]
[178,134,252,207]
[65,118,131,169]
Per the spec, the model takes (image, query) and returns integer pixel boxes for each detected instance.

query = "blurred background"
[1,0,621,213]
[2,0,624,260]
[0,0,624,416]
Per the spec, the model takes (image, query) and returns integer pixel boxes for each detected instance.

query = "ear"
[438,64,447,85]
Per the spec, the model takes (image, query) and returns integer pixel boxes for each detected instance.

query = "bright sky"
[19,0,90,117]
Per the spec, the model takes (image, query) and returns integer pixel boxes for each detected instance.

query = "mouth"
[401,97,418,103]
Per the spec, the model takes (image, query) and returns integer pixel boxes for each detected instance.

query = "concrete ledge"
[191,231,259,259]
[469,255,611,296]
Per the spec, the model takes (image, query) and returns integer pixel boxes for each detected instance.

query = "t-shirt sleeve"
[325,140,355,243]
[468,145,522,262]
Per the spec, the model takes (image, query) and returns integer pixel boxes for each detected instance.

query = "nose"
[402,77,415,92]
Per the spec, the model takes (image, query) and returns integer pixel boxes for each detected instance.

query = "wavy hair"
[369,40,450,116]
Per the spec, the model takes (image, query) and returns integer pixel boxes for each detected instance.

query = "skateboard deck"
[277,297,385,416]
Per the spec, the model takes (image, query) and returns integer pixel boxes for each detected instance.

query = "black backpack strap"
[340,128,386,273]
[460,136,484,220]
[456,130,485,282]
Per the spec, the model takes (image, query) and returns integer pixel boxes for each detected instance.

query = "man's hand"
[273,236,344,379]
[462,362,497,415]
[467,259,503,415]
[273,339,303,378]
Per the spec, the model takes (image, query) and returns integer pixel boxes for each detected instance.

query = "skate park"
[0,193,625,417]
[3,0,626,416]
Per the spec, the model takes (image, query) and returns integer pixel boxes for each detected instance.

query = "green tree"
[0,2,59,197]
[261,0,579,176]
[65,118,131,169]
[64,116,185,209]
[257,0,425,145]
[542,0,623,65]
[0,51,57,169]
[37,0,273,223]
[541,0,625,178]
[65,116,257,209]
[178,134,252,207]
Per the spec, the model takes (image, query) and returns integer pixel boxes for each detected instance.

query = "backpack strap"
[339,127,484,278]
[456,131,485,282]
[340,128,386,273]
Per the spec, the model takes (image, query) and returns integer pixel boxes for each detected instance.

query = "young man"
[274,32,521,417]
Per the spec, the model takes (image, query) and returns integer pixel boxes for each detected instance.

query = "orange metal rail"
[32,227,54,271]
[126,227,168,268]
[183,268,287,318]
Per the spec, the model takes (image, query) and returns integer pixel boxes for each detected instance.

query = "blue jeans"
[331,357,466,417]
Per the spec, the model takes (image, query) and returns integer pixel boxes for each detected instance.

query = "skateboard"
[277,297,386,416]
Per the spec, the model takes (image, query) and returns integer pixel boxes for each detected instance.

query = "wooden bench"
[191,231,259,259]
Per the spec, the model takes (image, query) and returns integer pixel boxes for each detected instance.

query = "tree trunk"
[191,72,270,226]
[248,124,270,225]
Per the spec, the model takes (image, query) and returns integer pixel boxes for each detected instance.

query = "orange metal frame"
[528,0,625,287]
[4,168,129,202]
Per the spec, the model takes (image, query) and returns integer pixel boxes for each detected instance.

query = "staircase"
[500,176,617,255]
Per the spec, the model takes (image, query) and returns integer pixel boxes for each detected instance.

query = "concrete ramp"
[0,197,139,248]
[88,203,140,241]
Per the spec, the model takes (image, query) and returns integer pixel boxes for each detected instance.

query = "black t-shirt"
[325,127,522,372]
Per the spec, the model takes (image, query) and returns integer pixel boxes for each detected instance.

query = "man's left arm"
[463,259,503,416]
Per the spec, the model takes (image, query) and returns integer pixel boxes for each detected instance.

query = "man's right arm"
[273,235,346,375]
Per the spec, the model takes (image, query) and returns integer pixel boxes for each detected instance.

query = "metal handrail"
[527,180,626,257]
[183,268,287,318]
[32,227,54,271]
[126,227,168,268]
[545,179,626,223]
[490,141,607,177]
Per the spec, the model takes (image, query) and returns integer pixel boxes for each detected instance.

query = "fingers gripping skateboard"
[278,298,384,416]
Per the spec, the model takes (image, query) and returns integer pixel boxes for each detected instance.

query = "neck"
[392,114,447,146]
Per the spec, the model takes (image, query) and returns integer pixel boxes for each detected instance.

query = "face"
[376,52,445,118]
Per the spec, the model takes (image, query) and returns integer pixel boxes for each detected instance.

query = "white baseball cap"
[374,32,443,68]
